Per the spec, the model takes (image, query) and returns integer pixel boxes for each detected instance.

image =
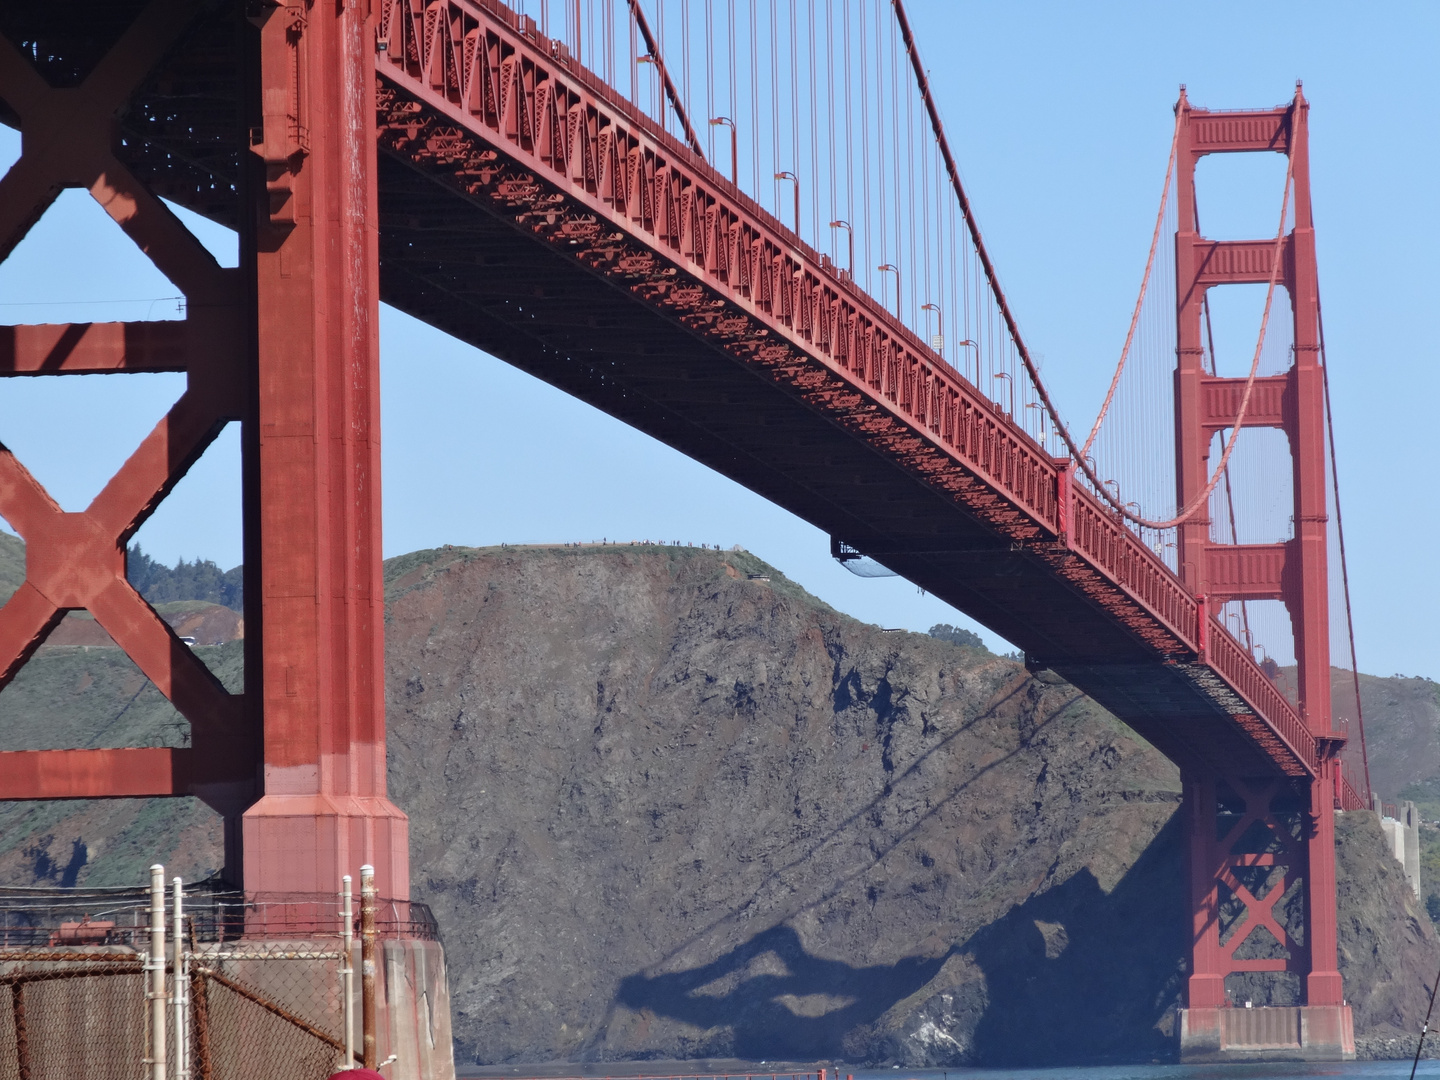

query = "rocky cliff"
[0,542,1434,1066]
[383,545,1437,1066]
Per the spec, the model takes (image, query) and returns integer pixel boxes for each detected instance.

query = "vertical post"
[190,970,212,1080]
[1306,756,1343,1005]
[240,0,410,900]
[342,874,356,1069]
[172,878,188,1080]
[1185,773,1224,1008]
[11,983,27,1080]
[360,864,378,1067]
[148,864,168,1080]
[1171,87,1209,595]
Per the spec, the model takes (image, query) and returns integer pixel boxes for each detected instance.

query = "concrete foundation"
[375,938,457,1080]
[1376,797,1422,900]
[1178,1005,1355,1062]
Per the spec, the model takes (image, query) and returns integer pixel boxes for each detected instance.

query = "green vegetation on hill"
[126,544,243,611]
[0,533,243,613]
[928,623,986,650]
[0,640,242,751]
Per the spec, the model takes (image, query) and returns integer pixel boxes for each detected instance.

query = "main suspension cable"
[891,6,1300,533]
[625,0,705,158]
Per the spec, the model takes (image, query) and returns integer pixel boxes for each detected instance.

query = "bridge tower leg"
[236,0,409,899]
[1172,86,1351,1060]
[0,0,407,901]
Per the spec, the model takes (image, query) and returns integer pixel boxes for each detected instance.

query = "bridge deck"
[366,0,1321,784]
[0,0,1352,796]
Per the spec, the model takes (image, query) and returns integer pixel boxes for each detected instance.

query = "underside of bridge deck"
[374,152,1278,780]
[0,1,1313,785]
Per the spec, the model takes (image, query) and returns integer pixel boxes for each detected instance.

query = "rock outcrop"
[0,543,1433,1065]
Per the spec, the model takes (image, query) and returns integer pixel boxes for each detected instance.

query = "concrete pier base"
[1178,1005,1355,1062]
[345,937,456,1080]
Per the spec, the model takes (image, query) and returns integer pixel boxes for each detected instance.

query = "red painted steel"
[0,0,253,873]
[0,0,407,898]
[0,0,1368,989]
[1174,88,1345,1008]
[372,0,1328,785]
[238,0,409,899]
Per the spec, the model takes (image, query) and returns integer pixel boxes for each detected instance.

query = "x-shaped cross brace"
[1212,778,1304,973]
[0,0,254,806]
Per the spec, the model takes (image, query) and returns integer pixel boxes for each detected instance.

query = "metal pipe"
[921,303,942,358]
[342,874,355,1069]
[877,264,900,320]
[360,864,378,1068]
[709,117,737,185]
[828,220,853,279]
[774,172,799,236]
[993,371,1013,416]
[172,877,188,1080]
[148,864,167,1080]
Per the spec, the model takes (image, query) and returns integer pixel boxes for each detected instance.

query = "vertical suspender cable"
[808,0,819,243]
[857,0,869,289]
[1317,294,1372,804]
[790,0,800,230]
[750,0,759,193]
[771,0,781,212]
[874,0,887,296]
[705,0,714,158]
[827,0,836,231]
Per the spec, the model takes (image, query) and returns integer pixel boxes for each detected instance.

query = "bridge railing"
[1068,485,1195,647]
[374,0,1323,780]
[1206,613,1315,769]
[1339,774,1366,813]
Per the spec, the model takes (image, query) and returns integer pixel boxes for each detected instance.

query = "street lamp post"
[921,303,943,358]
[954,338,978,384]
[1025,400,1046,444]
[829,220,853,280]
[993,370,1013,416]
[774,171,800,236]
[877,264,900,320]
[709,117,737,185]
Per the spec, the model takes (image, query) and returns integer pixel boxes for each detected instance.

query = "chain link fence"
[0,877,440,1080]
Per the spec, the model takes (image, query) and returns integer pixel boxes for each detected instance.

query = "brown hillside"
[0,544,1432,1065]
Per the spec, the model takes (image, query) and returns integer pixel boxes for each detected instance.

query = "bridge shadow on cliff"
[960,813,1188,1064]
[615,923,957,1061]
[611,814,1187,1065]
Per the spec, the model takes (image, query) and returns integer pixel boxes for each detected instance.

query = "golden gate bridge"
[0,0,1377,1061]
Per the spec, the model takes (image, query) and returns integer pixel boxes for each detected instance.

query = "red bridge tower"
[1172,86,1352,1058]
[0,0,407,900]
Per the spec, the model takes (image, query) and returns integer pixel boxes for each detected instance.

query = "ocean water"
[840,1066,1439,1080]
[460,1061,1440,1080]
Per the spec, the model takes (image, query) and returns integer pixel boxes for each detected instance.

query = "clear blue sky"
[0,2,1434,676]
